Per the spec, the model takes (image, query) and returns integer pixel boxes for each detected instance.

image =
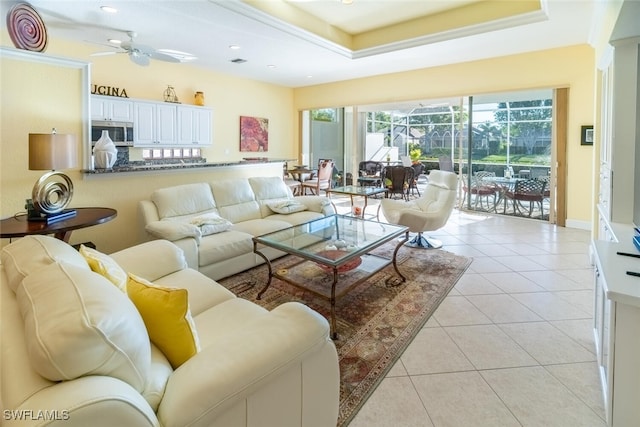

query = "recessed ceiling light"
[306,75,313,78]
[229,45,241,50]
[267,64,276,69]
[100,6,118,13]
[108,38,121,44]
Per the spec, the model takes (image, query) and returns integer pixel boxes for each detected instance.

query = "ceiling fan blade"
[129,51,150,66]
[90,51,119,57]
[148,51,181,63]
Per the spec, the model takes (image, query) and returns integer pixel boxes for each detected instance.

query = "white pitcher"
[93,130,117,169]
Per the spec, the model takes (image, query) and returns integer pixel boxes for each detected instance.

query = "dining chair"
[301,159,334,195]
[282,164,302,196]
[382,165,415,201]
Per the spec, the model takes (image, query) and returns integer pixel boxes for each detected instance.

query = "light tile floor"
[329,195,605,427]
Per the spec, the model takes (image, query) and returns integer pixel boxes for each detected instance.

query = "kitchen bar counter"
[83,158,294,174]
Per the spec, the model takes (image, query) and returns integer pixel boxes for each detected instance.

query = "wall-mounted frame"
[240,116,269,152]
[581,125,594,146]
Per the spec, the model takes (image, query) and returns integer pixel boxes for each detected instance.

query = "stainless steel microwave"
[91,120,134,146]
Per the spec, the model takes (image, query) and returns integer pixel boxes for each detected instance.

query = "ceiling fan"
[91,31,184,66]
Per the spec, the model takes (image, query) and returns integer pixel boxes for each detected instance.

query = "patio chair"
[380,170,457,249]
[438,155,454,172]
[462,172,499,211]
[357,161,383,187]
[301,159,334,195]
[382,165,414,201]
[504,178,546,217]
[409,162,426,197]
[536,175,551,204]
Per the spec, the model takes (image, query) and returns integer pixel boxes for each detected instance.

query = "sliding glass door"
[469,91,552,219]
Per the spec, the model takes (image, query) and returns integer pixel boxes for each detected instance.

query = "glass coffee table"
[253,214,408,339]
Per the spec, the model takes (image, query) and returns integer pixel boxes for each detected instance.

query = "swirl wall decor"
[6,2,48,52]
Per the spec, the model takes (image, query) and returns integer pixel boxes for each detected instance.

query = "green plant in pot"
[409,148,422,163]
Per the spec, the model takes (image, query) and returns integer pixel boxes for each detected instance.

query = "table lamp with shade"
[27,128,78,223]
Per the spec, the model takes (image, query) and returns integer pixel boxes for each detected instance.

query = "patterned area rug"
[219,243,471,427]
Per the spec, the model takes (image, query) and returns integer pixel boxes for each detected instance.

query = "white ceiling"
[1,0,597,88]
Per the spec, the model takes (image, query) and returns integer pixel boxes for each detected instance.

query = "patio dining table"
[482,176,522,214]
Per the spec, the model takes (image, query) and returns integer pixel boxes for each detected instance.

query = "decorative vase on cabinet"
[195,91,205,106]
[93,130,117,169]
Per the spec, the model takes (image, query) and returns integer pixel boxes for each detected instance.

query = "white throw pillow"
[16,262,150,391]
[146,221,202,242]
[267,200,308,214]
[189,213,232,236]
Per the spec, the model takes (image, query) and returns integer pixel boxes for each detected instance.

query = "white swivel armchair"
[380,170,458,248]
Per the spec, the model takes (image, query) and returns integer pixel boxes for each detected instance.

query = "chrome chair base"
[404,233,443,249]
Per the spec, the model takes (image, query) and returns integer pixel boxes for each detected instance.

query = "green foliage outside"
[398,100,552,167]
[312,109,338,122]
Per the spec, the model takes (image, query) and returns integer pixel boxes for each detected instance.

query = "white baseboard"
[565,219,592,230]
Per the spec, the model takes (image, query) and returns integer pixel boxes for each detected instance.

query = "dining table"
[287,166,313,182]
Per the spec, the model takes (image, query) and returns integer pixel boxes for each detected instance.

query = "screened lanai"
[359,89,554,221]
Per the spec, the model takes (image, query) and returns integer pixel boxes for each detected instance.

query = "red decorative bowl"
[315,250,362,273]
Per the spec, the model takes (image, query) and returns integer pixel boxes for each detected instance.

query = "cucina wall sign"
[91,85,129,98]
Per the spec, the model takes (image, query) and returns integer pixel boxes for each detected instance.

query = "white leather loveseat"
[139,176,334,280]
[1,235,339,427]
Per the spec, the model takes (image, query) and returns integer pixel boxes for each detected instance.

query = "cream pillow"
[189,213,232,236]
[127,274,200,369]
[267,200,308,214]
[17,262,150,391]
[0,235,89,292]
[79,244,127,292]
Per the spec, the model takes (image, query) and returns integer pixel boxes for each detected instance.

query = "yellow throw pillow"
[127,274,200,369]
[79,245,127,292]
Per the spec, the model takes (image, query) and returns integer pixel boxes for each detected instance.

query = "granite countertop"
[84,158,292,174]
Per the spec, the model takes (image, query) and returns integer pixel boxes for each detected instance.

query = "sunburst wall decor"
[6,2,48,52]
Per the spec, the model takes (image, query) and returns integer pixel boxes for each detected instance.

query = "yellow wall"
[1,36,293,253]
[294,45,596,227]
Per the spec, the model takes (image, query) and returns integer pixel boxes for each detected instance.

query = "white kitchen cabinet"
[91,95,134,122]
[593,8,640,424]
[177,106,212,146]
[134,101,177,146]
[593,239,640,426]
[597,39,639,232]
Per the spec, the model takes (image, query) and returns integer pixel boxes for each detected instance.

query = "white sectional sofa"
[1,235,339,427]
[139,176,334,280]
